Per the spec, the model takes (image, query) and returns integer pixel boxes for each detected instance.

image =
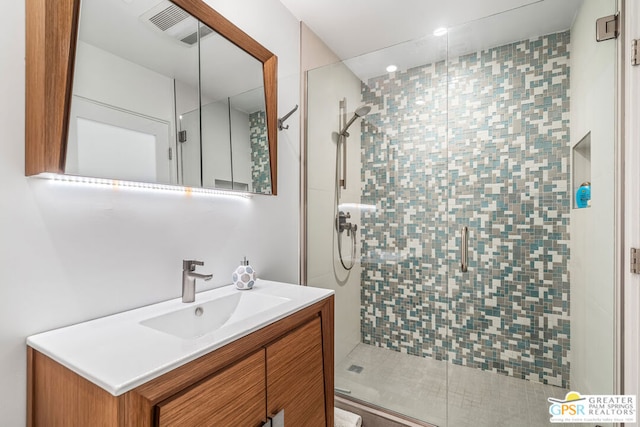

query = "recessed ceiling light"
[416,100,425,106]
[433,27,448,37]
[386,65,398,73]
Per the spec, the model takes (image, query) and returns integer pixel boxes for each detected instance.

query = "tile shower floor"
[335,344,577,427]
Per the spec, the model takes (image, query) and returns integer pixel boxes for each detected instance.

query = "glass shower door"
[445,1,617,425]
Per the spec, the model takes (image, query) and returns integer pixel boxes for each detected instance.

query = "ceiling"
[279,0,583,62]
[78,0,584,109]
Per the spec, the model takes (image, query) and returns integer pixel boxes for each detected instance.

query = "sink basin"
[27,280,334,395]
[140,291,291,339]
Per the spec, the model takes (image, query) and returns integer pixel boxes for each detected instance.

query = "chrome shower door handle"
[461,226,468,273]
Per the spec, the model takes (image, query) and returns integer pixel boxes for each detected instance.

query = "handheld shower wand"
[334,101,370,270]
[339,105,371,137]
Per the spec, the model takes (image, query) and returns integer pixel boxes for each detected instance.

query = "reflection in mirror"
[67,98,174,183]
[200,98,233,189]
[63,0,274,194]
[198,23,270,193]
[68,0,199,185]
[230,87,271,194]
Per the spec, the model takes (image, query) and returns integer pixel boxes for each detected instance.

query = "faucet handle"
[183,259,204,271]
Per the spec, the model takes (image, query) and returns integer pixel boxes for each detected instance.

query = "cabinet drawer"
[156,350,266,427]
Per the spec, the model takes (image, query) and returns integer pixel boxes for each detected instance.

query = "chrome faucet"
[182,260,213,303]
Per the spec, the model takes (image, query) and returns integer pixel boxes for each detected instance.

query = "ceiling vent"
[140,1,215,46]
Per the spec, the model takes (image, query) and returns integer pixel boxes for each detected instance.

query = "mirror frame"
[25,0,278,194]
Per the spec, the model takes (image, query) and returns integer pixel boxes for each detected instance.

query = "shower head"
[339,105,371,136]
[355,105,371,117]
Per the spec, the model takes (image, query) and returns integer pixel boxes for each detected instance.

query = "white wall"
[303,24,363,364]
[0,0,300,424]
[569,0,616,395]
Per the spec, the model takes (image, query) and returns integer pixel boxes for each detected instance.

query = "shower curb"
[335,394,437,427]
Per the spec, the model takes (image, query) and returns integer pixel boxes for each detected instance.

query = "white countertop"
[27,280,333,396]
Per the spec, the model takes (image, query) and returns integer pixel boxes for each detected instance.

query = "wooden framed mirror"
[25,0,278,194]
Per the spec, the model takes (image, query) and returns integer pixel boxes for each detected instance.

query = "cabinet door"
[156,350,266,427]
[266,317,326,426]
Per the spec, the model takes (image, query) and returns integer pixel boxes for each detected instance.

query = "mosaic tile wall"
[360,32,571,387]
[249,110,271,194]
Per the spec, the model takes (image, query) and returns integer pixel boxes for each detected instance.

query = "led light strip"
[36,173,253,199]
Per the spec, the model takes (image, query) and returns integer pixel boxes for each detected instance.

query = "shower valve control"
[336,211,358,236]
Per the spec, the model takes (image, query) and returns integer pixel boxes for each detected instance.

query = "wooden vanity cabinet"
[155,350,266,426]
[267,318,327,425]
[27,296,334,427]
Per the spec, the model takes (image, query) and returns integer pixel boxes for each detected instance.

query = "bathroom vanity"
[27,281,334,426]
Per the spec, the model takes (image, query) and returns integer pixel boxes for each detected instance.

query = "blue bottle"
[576,182,591,208]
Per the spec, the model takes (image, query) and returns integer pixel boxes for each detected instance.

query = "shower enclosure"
[304,1,619,426]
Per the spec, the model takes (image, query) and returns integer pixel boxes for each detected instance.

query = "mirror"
[25,0,278,195]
